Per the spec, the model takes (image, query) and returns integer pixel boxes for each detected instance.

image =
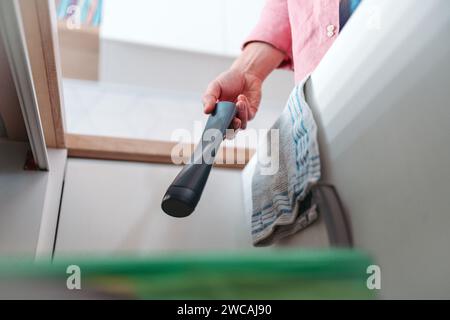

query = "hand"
[202,68,262,130]
[202,42,286,131]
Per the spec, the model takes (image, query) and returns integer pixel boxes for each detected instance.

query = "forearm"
[231,42,286,81]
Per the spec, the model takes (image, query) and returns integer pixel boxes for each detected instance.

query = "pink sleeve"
[243,0,293,70]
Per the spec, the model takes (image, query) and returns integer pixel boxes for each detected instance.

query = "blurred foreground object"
[0,250,375,299]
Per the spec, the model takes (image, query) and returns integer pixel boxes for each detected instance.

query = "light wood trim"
[57,21,100,37]
[66,134,255,170]
[0,0,49,168]
[57,21,99,81]
[19,0,65,148]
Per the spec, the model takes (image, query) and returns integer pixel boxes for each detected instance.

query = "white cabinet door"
[55,159,252,256]
[305,0,450,299]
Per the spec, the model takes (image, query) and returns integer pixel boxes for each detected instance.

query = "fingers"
[248,105,258,121]
[247,93,258,120]
[236,94,249,129]
[229,95,249,134]
[231,118,241,130]
[202,80,221,114]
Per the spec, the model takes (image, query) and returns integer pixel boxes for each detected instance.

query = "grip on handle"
[161,101,237,217]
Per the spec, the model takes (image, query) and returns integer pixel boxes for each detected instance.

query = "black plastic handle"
[161,101,236,217]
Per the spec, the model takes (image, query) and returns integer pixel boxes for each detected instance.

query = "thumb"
[202,80,221,114]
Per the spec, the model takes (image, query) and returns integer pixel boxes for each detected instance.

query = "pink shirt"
[244,0,341,83]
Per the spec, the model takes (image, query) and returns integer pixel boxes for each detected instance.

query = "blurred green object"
[0,249,375,299]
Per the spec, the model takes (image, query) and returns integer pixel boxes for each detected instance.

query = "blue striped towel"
[251,78,321,246]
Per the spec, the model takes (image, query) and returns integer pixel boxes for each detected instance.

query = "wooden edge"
[19,0,66,148]
[56,20,100,81]
[57,20,100,36]
[66,134,255,170]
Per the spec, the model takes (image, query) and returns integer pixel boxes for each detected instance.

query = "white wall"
[101,0,265,56]
[98,39,294,102]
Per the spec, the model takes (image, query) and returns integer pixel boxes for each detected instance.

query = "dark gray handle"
[161,101,236,217]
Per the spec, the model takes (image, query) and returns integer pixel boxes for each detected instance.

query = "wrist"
[231,41,286,81]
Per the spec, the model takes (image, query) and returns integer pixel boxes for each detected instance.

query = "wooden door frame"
[19,0,66,149]
[0,0,49,169]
